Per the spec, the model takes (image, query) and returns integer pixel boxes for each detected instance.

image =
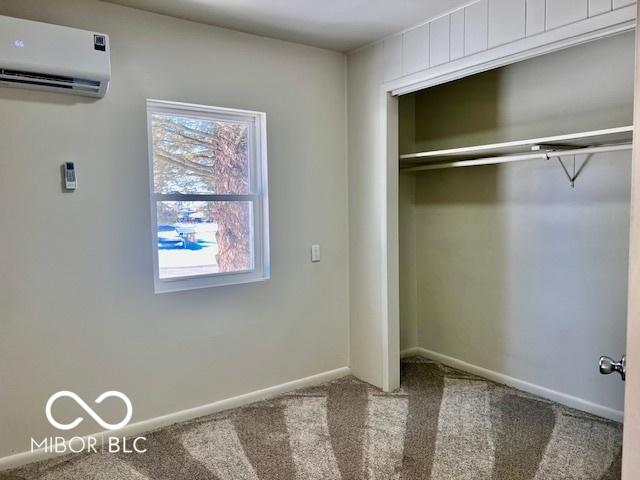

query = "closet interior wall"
[399,32,634,414]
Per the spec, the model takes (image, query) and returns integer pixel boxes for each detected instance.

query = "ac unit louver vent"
[0,68,101,94]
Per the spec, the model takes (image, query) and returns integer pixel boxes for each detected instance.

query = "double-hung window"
[146,99,269,293]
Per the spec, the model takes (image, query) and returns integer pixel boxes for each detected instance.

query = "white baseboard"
[401,347,623,423]
[0,366,351,472]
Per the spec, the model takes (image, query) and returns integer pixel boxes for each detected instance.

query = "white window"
[146,99,269,293]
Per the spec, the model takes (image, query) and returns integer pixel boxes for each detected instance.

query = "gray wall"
[399,32,633,412]
[0,0,349,458]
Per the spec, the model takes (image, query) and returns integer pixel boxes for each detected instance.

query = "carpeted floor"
[1,357,622,480]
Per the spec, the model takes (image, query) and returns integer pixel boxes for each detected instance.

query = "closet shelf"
[400,126,633,172]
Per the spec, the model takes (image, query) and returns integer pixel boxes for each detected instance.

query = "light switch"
[311,244,321,263]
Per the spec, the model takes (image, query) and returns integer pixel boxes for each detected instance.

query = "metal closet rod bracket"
[539,143,632,188]
[534,144,581,188]
[544,152,587,188]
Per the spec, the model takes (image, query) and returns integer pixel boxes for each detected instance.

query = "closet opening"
[396,30,633,471]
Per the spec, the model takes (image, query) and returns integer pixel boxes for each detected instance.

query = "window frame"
[146,99,270,293]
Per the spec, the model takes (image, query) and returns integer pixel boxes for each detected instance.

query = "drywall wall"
[399,32,633,413]
[0,0,348,459]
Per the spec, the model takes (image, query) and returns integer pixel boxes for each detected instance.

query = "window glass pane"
[151,113,250,194]
[157,201,253,279]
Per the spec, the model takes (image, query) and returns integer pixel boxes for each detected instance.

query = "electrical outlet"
[311,244,321,262]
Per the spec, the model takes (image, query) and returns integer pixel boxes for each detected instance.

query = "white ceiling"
[101,0,470,52]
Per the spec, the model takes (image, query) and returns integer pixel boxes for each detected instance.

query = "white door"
[622,5,640,476]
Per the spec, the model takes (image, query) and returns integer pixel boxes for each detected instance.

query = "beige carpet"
[0,357,622,479]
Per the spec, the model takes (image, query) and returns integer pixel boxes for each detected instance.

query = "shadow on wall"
[405,157,630,401]
[407,165,505,370]
[409,69,500,152]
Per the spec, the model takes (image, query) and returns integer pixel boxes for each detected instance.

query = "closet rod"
[401,143,632,172]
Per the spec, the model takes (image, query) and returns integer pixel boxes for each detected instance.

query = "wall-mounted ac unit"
[0,15,111,98]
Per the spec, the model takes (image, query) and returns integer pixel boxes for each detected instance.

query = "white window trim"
[146,99,270,293]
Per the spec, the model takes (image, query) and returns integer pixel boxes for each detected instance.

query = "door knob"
[599,355,626,381]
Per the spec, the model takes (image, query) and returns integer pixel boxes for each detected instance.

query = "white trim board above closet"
[382,1,636,95]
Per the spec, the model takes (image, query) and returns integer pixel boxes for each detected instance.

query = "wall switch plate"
[311,244,321,262]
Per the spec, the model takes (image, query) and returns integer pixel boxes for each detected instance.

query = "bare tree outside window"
[147,100,269,292]
[152,114,252,273]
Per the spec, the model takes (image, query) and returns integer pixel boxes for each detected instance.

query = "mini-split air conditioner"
[0,15,111,98]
